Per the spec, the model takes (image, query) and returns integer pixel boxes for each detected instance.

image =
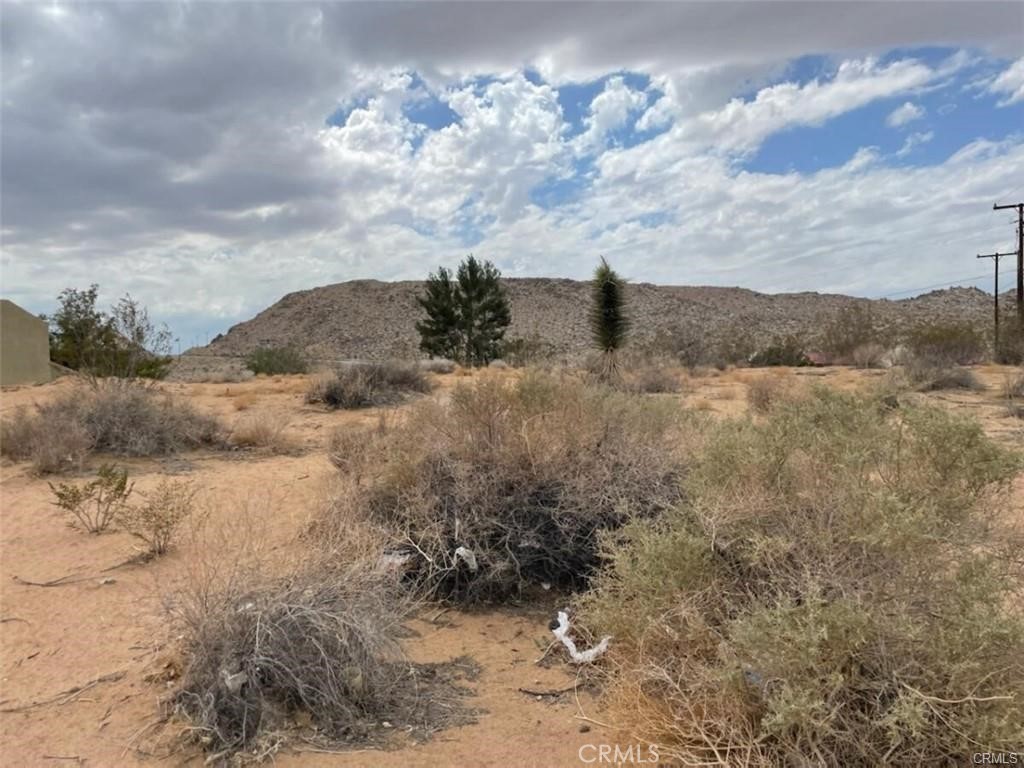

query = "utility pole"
[977,250,1012,350]
[993,201,1023,330]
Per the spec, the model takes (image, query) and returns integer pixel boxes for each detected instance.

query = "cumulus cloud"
[574,76,647,153]
[2,1,1022,340]
[887,101,926,127]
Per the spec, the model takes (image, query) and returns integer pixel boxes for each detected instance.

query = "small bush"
[325,371,689,603]
[581,388,1024,766]
[906,323,985,365]
[749,336,811,367]
[712,323,757,369]
[746,375,789,414]
[1,406,92,474]
[995,323,1024,365]
[306,362,431,410]
[117,479,196,555]
[627,364,683,394]
[229,411,292,453]
[169,554,470,759]
[501,334,554,367]
[245,347,309,375]
[1,384,220,471]
[851,342,887,369]
[904,355,985,391]
[820,304,882,363]
[49,464,134,533]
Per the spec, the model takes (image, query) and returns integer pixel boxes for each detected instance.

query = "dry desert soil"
[1,365,1022,767]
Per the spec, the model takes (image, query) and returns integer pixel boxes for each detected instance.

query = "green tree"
[416,256,511,366]
[590,257,630,377]
[46,285,172,380]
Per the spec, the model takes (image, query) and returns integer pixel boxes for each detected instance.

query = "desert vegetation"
[321,371,688,602]
[305,361,431,409]
[1,381,220,473]
[580,386,1024,765]
[245,346,309,375]
[416,255,511,366]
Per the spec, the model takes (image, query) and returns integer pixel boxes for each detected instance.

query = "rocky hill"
[183,278,1007,365]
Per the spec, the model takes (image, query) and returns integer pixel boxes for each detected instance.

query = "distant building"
[0,299,53,386]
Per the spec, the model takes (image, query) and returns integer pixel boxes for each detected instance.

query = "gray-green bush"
[581,387,1023,766]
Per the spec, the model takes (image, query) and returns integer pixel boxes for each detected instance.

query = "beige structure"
[1,299,52,386]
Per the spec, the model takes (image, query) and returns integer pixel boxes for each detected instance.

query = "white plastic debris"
[454,546,478,572]
[551,609,611,664]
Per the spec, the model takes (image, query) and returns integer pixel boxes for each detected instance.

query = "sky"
[2,1,1023,347]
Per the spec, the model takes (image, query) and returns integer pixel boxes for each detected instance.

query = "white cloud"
[988,56,1024,105]
[887,101,926,127]
[894,130,934,157]
[2,2,1023,340]
[573,76,647,153]
[679,57,939,153]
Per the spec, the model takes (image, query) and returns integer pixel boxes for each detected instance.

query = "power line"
[977,251,1014,348]
[878,269,1016,299]
[993,201,1023,330]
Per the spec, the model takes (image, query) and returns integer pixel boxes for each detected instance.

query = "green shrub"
[501,334,554,367]
[306,361,431,410]
[49,463,134,533]
[581,388,1023,766]
[712,322,757,369]
[749,336,811,367]
[245,346,309,375]
[905,323,985,365]
[324,371,689,602]
[995,322,1024,365]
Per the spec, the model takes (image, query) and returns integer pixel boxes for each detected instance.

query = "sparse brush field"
[1,363,1022,766]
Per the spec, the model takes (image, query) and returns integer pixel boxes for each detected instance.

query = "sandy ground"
[1,365,1021,767]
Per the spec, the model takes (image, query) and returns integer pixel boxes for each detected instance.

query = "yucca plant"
[590,257,630,380]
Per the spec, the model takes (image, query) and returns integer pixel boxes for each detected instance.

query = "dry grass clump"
[626,364,684,394]
[581,387,1024,766]
[117,480,197,555]
[324,371,689,603]
[167,538,474,762]
[171,562,407,758]
[306,361,431,410]
[229,411,293,453]
[49,464,133,533]
[745,375,791,414]
[233,393,259,411]
[2,383,220,473]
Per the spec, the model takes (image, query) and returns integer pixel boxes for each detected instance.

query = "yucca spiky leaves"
[590,257,629,355]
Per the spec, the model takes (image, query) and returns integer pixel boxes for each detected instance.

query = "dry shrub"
[851,342,887,369]
[627,364,683,394]
[307,361,431,410]
[49,464,134,533]
[745,375,790,414]
[581,387,1024,766]
[167,527,474,762]
[171,562,406,757]
[905,322,985,365]
[117,480,196,555]
[230,411,293,453]
[2,383,220,473]
[325,371,689,603]
[904,354,985,392]
[1,406,92,473]
[419,358,456,374]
